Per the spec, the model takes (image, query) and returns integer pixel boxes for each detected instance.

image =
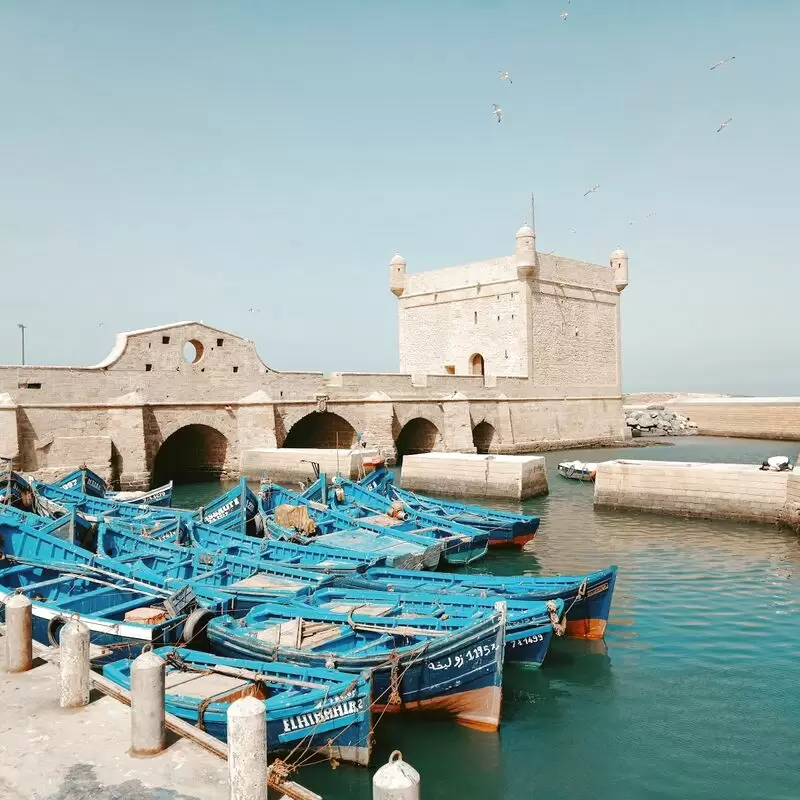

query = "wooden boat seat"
[164,672,262,703]
[256,619,345,650]
[323,603,395,617]
[360,514,402,528]
[228,573,303,592]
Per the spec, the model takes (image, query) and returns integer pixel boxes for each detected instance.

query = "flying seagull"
[492,104,503,123]
[499,70,512,84]
[248,307,261,313]
[710,56,735,71]
[583,184,600,196]
[560,11,568,21]
[716,117,733,133]
[645,211,656,219]
[568,227,577,234]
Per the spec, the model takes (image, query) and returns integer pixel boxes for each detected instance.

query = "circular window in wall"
[183,339,204,364]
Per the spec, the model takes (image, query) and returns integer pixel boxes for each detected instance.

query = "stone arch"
[152,424,228,485]
[469,353,485,376]
[472,421,497,454]
[282,412,357,449]
[395,417,442,461]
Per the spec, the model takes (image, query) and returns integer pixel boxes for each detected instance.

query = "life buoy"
[47,615,67,647]
[181,608,214,649]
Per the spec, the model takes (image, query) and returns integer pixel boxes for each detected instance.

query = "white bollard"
[4,593,33,673]
[373,751,420,800]
[227,695,267,800]
[130,646,166,756]
[59,615,90,708]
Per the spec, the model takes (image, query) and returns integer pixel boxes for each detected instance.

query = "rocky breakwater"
[625,405,698,437]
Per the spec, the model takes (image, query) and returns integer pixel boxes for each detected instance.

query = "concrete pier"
[594,459,795,523]
[59,616,90,709]
[240,447,378,485]
[400,452,548,500]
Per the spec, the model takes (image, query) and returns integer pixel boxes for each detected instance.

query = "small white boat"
[557,460,598,481]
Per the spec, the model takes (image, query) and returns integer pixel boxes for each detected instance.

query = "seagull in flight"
[716,117,733,133]
[560,11,568,21]
[492,104,503,123]
[710,56,735,71]
[645,211,656,220]
[583,184,600,197]
[248,307,261,313]
[499,70,512,84]
[568,227,577,234]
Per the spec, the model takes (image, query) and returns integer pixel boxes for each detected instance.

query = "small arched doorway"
[472,421,497,455]
[395,417,442,461]
[469,353,485,376]
[152,424,228,486]
[282,412,357,449]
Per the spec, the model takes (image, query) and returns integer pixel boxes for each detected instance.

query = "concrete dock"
[1,650,229,799]
[0,632,321,800]
[594,458,800,525]
[240,447,378,485]
[400,452,548,500]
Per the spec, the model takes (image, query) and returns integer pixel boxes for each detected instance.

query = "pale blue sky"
[1,1,798,394]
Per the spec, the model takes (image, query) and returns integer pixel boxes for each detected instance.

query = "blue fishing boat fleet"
[0,459,618,768]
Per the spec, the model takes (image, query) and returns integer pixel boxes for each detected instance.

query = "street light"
[17,324,26,365]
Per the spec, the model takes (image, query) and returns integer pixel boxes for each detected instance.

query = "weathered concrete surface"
[241,448,378,485]
[0,642,229,800]
[400,453,548,500]
[594,459,793,523]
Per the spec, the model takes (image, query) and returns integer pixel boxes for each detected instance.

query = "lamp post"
[17,324,26,365]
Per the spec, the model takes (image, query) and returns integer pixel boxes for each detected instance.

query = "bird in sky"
[645,212,656,219]
[97,322,104,327]
[583,184,600,196]
[716,117,733,133]
[492,104,503,123]
[628,220,636,227]
[560,11,568,21]
[248,307,261,313]
[710,56,735,70]
[499,70,512,84]
[568,227,577,234]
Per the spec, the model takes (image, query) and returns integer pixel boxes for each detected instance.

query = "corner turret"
[610,248,629,292]
[390,253,407,297]
[515,225,536,279]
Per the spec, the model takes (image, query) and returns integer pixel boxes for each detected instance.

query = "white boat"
[557,460,598,481]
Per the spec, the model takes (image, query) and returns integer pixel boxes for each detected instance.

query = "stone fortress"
[0,226,631,489]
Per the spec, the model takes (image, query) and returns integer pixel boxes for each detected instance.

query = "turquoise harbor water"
[173,437,800,800]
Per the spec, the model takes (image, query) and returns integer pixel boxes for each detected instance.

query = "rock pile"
[625,405,698,437]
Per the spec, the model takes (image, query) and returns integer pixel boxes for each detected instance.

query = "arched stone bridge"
[0,322,627,489]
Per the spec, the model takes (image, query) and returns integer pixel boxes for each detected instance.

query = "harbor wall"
[400,453,548,500]
[0,322,629,489]
[625,397,800,441]
[594,459,798,524]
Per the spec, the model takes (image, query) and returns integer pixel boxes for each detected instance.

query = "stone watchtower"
[389,226,629,394]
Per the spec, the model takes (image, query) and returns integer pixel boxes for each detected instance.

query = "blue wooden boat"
[103,647,373,766]
[307,475,489,566]
[0,560,225,662]
[360,468,540,549]
[337,565,618,640]
[146,517,385,573]
[296,586,563,667]
[260,481,442,571]
[207,600,508,731]
[0,503,333,616]
[55,466,174,507]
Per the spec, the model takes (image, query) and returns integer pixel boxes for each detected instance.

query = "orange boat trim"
[373,684,502,732]
[565,617,607,640]
[488,533,536,549]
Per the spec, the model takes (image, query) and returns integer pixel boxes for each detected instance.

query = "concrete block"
[400,452,547,500]
[240,448,379,485]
